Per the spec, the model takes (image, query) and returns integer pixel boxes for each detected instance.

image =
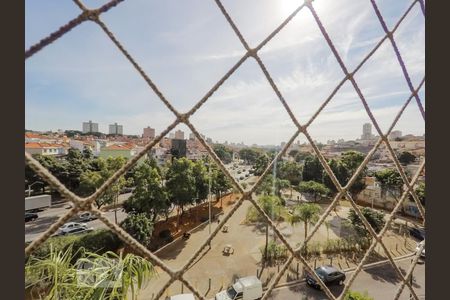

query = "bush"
[344,290,374,300]
[30,235,80,260]
[158,229,171,239]
[260,241,288,263]
[72,229,123,254]
[29,229,123,261]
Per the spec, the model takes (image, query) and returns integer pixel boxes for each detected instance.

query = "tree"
[79,157,127,209]
[277,160,303,186]
[211,165,232,206]
[165,158,196,224]
[122,160,169,222]
[294,152,313,163]
[302,156,323,182]
[374,169,403,198]
[192,160,209,203]
[288,149,299,158]
[415,182,425,205]
[398,151,416,165]
[344,290,374,300]
[246,195,284,264]
[256,175,290,198]
[120,213,154,246]
[323,151,367,196]
[213,144,233,164]
[254,153,270,176]
[239,148,261,164]
[287,203,321,253]
[347,207,385,241]
[298,181,330,201]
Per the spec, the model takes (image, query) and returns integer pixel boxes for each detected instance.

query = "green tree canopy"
[398,151,416,165]
[165,158,196,217]
[298,181,330,201]
[213,144,233,164]
[286,203,322,251]
[78,156,127,209]
[374,168,403,197]
[302,156,323,182]
[347,207,385,240]
[122,159,169,221]
[120,213,154,246]
[239,148,262,164]
[277,160,303,186]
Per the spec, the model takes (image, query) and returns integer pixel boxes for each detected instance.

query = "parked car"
[166,294,195,300]
[63,227,94,236]
[78,212,97,222]
[415,240,425,258]
[215,276,262,300]
[56,222,88,235]
[306,266,346,289]
[25,212,38,222]
[409,227,425,241]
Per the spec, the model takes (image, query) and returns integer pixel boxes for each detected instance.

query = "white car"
[57,222,88,235]
[78,212,97,222]
[215,276,262,300]
[415,240,425,258]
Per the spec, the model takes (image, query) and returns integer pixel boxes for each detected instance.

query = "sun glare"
[279,0,303,16]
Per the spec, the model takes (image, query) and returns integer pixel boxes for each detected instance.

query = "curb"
[268,252,416,291]
[154,211,225,255]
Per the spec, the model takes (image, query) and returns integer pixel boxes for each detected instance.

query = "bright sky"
[25,0,425,145]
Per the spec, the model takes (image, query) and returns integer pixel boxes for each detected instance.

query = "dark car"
[409,227,425,241]
[25,212,38,222]
[306,266,346,289]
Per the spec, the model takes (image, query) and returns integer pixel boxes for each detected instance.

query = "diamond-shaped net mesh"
[25,0,425,299]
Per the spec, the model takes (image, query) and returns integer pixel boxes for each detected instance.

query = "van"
[167,294,195,300]
[215,276,263,300]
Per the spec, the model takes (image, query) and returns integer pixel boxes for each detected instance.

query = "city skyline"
[25,0,424,145]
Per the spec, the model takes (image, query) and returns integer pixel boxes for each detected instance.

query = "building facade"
[109,123,123,135]
[143,126,156,139]
[82,121,99,134]
[174,130,185,140]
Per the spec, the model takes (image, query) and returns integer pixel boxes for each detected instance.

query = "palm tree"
[26,246,156,300]
[255,195,283,265]
[287,203,321,255]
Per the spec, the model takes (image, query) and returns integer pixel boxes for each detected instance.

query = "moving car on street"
[63,227,94,236]
[78,212,97,222]
[56,222,88,236]
[25,212,38,222]
[306,266,346,289]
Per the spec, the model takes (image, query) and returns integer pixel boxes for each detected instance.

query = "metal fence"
[25,0,425,299]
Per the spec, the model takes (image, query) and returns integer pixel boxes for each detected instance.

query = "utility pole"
[114,189,118,224]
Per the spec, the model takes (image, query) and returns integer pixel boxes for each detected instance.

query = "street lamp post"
[207,162,212,235]
[27,181,44,197]
[410,258,414,300]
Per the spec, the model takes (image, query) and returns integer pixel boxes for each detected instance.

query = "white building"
[109,123,123,135]
[82,121,99,134]
[361,123,374,140]
[69,140,101,156]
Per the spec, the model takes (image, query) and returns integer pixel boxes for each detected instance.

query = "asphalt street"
[266,257,425,300]
[25,193,131,242]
